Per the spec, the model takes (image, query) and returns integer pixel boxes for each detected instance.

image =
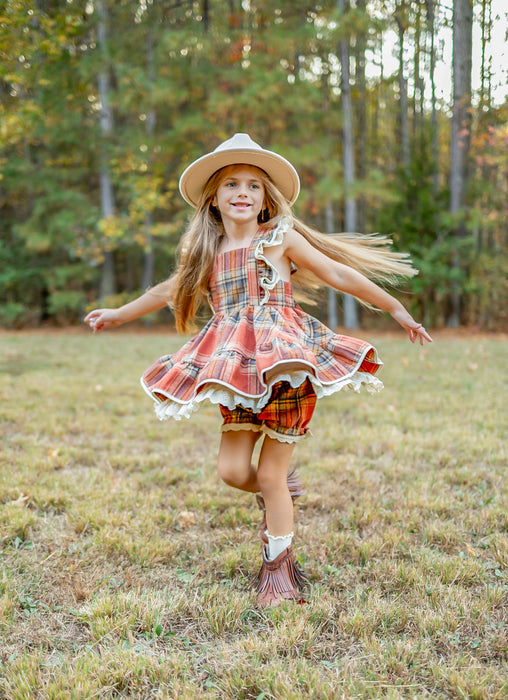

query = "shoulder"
[284,227,314,255]
[284,228,338,276]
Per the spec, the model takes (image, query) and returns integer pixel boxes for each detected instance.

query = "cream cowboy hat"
[178,133,300,207]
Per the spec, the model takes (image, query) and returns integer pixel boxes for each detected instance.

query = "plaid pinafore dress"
[141,217,383,421]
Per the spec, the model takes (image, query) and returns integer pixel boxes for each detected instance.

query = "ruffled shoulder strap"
[253,216,293,305]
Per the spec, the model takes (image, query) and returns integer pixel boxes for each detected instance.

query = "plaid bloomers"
[220,378,317,443]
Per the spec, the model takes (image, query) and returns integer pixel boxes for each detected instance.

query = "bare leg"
[256,436,296,537]
[216,430,261,492]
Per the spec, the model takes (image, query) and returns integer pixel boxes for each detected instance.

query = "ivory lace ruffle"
[254,216,290,304]
[142,366,383,422]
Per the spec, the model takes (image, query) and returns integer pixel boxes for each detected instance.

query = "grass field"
[0,329,507,699]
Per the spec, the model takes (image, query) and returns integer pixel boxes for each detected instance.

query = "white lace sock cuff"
[266,531,294,561]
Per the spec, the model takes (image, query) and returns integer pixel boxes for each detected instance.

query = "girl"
[85,133,432,608]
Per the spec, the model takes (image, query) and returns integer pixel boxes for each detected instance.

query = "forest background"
[1,0,507,332]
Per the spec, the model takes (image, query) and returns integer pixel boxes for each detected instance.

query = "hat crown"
[179,133,300,207]
[214,133,262,154]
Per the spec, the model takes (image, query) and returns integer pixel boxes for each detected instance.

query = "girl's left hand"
[391,308,433,345]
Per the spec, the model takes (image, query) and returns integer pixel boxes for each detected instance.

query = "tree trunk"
[476,0,492,253]
[448,0,473,327]
[141,27,156,293]
[355,0,367,234]
[396,7,410,176]
[96,0,116,298]
[202,0,210,31]
[479,0,492,117]
[326,203,339,329]
[413,2,425,156]
[338,0,359,330]
[426,0,439,193]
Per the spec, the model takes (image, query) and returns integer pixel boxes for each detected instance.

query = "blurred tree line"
[0,0,506,329]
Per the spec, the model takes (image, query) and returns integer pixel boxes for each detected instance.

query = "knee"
[216,455,244,488]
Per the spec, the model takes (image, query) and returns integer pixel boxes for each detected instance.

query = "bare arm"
[285,229,432,344]
[84,277,175,332]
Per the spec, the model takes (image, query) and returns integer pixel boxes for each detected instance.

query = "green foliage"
[467,252,508,330]
[47,290,87,324]
[0,1,505,327]
[0,302,29,328]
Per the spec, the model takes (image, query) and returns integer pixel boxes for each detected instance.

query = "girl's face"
[212,165,265,229]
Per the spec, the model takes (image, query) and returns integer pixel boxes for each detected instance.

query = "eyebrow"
[223,176,262,184]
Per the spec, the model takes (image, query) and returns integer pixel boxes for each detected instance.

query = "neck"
[221,219,259,244]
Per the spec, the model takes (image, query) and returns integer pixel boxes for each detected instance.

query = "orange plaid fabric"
[220,378,316,442]
[141,220,383,422]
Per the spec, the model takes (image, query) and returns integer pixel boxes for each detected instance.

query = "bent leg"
[216,430,261,492]
[256,436,296,536]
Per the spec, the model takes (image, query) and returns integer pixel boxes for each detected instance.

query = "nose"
[237,182,250,197]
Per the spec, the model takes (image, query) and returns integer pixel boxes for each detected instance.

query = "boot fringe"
[254,545,309,607]
[286,467,305,499]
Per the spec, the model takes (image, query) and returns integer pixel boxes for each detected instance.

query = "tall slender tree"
[140,7,158,293]
[426,0,439,193]
[448,0,473,327]
[337,0,359,329]
[395,1,410,176]
[96,0,117,298]
[355,0,368,235]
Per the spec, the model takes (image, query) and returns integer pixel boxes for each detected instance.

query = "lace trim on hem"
[220,423,262,434]
[146,368,383,422]
[261,425,309,444]
[266,531,295,540]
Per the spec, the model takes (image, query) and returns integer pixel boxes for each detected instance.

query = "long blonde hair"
[167,166,417,333]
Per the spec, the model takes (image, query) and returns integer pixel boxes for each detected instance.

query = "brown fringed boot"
[256,468,305,543]
[254,544,309,608]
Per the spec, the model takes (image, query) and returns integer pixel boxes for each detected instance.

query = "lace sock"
[267,531,294,561]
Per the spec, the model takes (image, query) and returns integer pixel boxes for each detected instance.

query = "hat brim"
[179,148,300,207]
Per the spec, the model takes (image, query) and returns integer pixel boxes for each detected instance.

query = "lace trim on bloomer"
[221,422,310,444]
[142,367,383,422]
[255,216,293,305]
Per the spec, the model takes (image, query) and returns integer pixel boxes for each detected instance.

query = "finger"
[419,327,433,343]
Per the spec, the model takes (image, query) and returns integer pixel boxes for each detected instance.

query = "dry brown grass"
[0,330,507,698]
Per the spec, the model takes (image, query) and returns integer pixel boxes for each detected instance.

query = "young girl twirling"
[85,133,432,607]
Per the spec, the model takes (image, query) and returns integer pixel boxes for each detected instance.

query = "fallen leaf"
[178,510,196,529]
[6,493,31,508]
[465,543,478,557]
[72,578,89,602]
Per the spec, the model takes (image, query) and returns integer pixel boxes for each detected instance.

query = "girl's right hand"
[390,307,433,345]
[84,308,123,332]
